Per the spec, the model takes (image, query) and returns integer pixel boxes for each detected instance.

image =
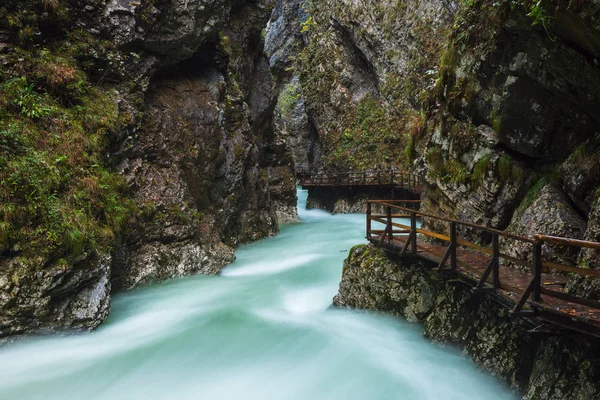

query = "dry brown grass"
[41,0,60,11]
[37,62,79,90]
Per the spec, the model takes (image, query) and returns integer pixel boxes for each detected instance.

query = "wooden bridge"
[367,200,600,338]
[300,170,421,193]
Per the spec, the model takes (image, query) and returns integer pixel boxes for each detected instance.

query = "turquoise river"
[0,189,514,400]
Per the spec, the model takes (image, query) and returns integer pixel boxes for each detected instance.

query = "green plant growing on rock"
[405,136,416,162]
[278,82,301,119]
[472,154,493,182]
[497,154,523,182]
[426,147,445,177]
[300,16,317,33]
[2,77,55,119]
[0,23,136,264]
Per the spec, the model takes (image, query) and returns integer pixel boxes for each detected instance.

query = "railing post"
[411,212,417,254]
[492,233,500,289]
[450,222,457,269]
[387,206,393,243]
[366,202,372,239]
[378,170,381,185]
[533,241,543,302]
[391,170,394,185]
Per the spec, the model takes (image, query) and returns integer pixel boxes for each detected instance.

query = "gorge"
[1,0,600,399]
[0,190,517,400]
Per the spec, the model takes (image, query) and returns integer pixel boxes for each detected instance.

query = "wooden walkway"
[367,200,600,338]
[300,170,421,193]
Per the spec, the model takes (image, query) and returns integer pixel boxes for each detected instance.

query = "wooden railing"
[300,170,421,192]
[366,200,600,325]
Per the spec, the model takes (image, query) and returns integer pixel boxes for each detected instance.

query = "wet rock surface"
[501,184,587,270]
[335,245,600,399]
[306,187,418,214]
[110,0,298,289]
[293,1,600,248]
[0,253,111,342]
[0,0,297,339]
[265,0,317,174]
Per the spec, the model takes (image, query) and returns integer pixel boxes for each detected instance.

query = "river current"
[0,189,514,400]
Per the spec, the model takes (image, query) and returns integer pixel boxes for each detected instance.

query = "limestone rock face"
[104,0,232,63]
[524,337,600,400]
[265,0,318,174]
[0,0,297,339]
[581,197,600,271]
[265,0,308,73]
[417,6,600,233]
[272,77,315,173]
[500,185,587,270]
[0,253,111,342]
[567,196,600,299]
[285,0,454,174]
[109,0,298,290]
[294,1,600,248]
[335,244,600,398]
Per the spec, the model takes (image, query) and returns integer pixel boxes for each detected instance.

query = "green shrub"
[278,82,301,119]
[2,77,55,119]
[472,154,492,182]
[426,147,445,173]
[497,154,523,182]
[0,35,134,263]
[405,135,416,162]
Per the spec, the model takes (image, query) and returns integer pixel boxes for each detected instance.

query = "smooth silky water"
[0,189,515,400]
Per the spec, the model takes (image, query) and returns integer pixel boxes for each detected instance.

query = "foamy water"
[0,189,515,400]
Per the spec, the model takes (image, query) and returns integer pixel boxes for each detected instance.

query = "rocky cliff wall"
[0,0,296,340]
[287,0,600,291]
[335,245,600,399]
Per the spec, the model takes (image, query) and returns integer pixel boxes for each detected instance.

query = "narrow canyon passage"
[0,190,514,400]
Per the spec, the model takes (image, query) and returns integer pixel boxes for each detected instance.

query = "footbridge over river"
[299,169,422,194]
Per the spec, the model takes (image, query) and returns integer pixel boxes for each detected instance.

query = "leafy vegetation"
[0,3,134,265]
[323,95,410,170]
[278,82,302,119]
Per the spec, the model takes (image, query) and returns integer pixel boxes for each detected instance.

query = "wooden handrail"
[368,200,537,244]
[535,235,600,250]
[300,170,422,191]
[366,198,600,319]
[542,260,600,278]
[370,199,422,203]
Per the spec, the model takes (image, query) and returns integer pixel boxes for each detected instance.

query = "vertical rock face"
[112,62,239,290]
[109,0,298,289]
[335,245,600,399]
[420,6,600,232]
[288,0,455,172]
[265,0,317,174]
[294,1,600,287]
[0,0,297,339]
[500,184,587,270]
[0,253,112,341]
[294,0,600,219]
